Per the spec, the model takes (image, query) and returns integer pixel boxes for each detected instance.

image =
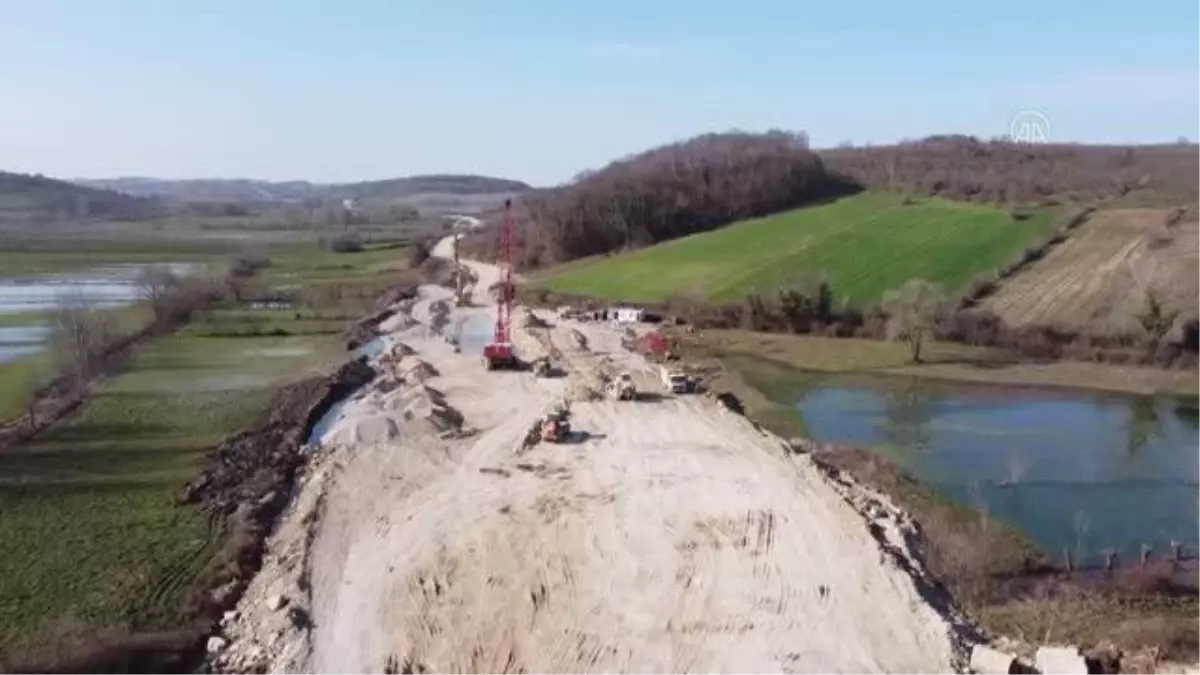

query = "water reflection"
[797,378,1199,562]
[0,326,51,363]
[0,263,200,363]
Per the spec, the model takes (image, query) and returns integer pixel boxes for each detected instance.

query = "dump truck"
[661,365,692,394]
[607,372,636,401]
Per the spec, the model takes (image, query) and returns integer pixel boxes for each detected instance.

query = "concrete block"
[969,644,1018,674]
[1036,645,1089,674]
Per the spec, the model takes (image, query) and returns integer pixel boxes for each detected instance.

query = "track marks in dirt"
[984,208,1198,335]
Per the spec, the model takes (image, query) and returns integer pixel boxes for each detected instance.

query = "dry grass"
[984,209,1199,337]
[691,330,1198,396]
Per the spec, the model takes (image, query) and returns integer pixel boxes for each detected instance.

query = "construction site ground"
[210,238,968,674]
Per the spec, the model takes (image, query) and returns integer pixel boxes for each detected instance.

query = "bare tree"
[881,279,947,363]
[1136,289,1180,348]
[50,290,117,384]
[138,265,183,326]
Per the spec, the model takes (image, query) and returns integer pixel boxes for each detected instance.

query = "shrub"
[229,250,271,278]
[326,232,363,253]
[408,238,432,267]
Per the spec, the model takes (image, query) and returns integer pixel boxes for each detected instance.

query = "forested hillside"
[76,174,531,203]
[464,131,854,266]
[0,171,164,226]
[462,133,1199,270]
[819,136,1199,208]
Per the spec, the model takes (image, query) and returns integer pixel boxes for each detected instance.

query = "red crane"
[482,198,519,370]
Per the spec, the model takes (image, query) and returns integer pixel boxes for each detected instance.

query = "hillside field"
[983,209,1199,336]
[535,192,1058,306]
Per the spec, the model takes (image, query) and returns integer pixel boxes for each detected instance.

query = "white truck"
[660,365,691,394]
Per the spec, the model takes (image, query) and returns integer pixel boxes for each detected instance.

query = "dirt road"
[212,236,965,673]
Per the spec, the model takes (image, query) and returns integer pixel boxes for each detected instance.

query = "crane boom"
[481,198,518,370]
[495,198,514,344]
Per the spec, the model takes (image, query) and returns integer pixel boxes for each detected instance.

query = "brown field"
[983,208,1199,336]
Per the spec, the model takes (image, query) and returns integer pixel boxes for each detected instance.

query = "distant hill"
[819,136,1199,209]
[75,174,531,203]
[0,171,164,226]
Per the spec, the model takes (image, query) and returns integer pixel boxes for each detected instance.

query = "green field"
[262,242,410,287]
[0,241,232,277]
[0,323,342,652]
[0,241,413,656]
[536,192,1059,306]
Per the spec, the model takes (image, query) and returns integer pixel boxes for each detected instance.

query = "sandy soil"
[211,236,965,674]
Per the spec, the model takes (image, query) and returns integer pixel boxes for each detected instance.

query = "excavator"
[540,402,572,443]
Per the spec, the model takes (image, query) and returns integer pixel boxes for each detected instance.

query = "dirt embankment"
[205,236,992,674]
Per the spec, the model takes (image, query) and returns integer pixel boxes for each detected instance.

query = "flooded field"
[0,263,199,363]
[794,375,1199,563]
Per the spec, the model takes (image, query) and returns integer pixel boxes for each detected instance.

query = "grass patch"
[0,354,53,422]
[0,243,228,277]
[0,312,49,328]
[263,242,410,288]
[691,330,1198,397]
[189,307,347,337]
[536,192,1059,306]
[0,326,341,653]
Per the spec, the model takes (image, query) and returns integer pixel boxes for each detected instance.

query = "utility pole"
[453,230,466,306]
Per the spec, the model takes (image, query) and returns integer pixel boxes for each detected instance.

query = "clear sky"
[2,0,1197,186]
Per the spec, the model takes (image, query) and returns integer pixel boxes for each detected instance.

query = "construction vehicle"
[661,365,693,394]
[623,330,676,362]
[540,403,572,443]
[531,356,552,377]
[607,372,637,401]
[482,199,519,371]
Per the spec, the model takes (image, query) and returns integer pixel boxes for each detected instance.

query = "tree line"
[819,135,1199,209]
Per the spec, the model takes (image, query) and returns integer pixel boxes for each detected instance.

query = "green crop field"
[0,327,342,653]
[0,241,411,656]
[535,192,1059,306]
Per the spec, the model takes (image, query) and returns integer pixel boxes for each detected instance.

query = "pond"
[794,376,1199,564]
[0,326,51,363]
[455,311,497,358]
[0,263,200,364]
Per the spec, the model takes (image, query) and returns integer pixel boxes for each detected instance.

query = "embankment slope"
[983,208,1199,336]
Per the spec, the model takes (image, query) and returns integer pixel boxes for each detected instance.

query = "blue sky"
[1,0,1196,186]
